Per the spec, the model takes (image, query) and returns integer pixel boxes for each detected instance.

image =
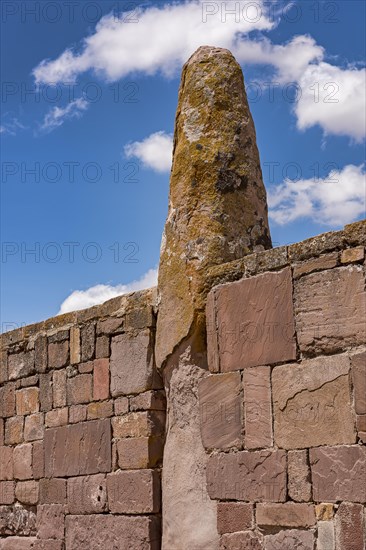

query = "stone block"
[351,352,366,414]
[78,361,93,373]
[256,503,315,527]
[15,480,39,505]
[207,450,286,502]
[37,504,64,540]
[70,326,81,364]
[356,414,366,432]
[220,531,263,550]
[93,358,109,400]
[13,443,32,480]
[292,252,338,278]
[114,396,129,415]
[294,266,366,355]
[107,469,160,514]
[111,411,165,438]
[48,330,69,343]
[217,502,253,534]
[110,330,160,396]
[0,537,38,550]
[0,481,14,505]
[48,340,69,369]
[44,419,111,477]
[16,387,39,416]
[316,503,334,521]
[0,351,7,385]
[129,390,166,412]
[318,520,335,550]
[45,408,68,427]
[68,405,87,424]
[24,413,44,441]
[0,384,15,418]
[52,370,66,408]
[39,478,66,504]
[39,373,53,412]
[117,436,163,469]
[81,323,95,361]
[32,541,64,550]
[287,450,311,502]
[0,448,13,480]
[272,355,355,449]
[206,290,220,373]
[21,375,39,387]
[0,419,4,445]
[215,267,296,371]
[66,374,92,405]
[8,351,35,380]
[5,416,23,445]
[32,440,44,479]
[243,366,272,449]
[65,514,161,550]
[310,445,366,502]
[95,336,109,359]
[264,529,314,550]
[335,502,364,550]
[67,474,106,514]
[96,317,124,335]
[199,372,242,450]
[0,504,36,536]
[87,400,113,419]
[341,246,364,263]
[35,335,47,373]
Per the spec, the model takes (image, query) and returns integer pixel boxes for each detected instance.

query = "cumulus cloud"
[268,164,366,227]
[124,131,173,172]
[40,97,89,132]
[58,267,158,314]
[0,118,26,136]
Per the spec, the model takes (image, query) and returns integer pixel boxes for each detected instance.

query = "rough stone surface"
[95,335,109,359]
[13,443,32,480]
[130,390,166,412]
[217,502,253,534]
[0,384,15,418]
[293,252,338,278]
[87,400,113,420]
[24,413,44,441]
[0,504,36,536]
[0,537,37,549]
[215,268,296,371]
[66,374,92,405]
[70,326,81,364]
[110,331,158,396]
[243,366,272,449]
[8,351,34,380]
[198,372,242,450]
[113,397,129,416]
[93,358,109,400]
[45,407,68,427]
[315,503,334,521]
[15,480,39,505]
[36,504,64,540]
[48,340,69,369]
[112,411,165,438]
[67,474,107,514]
[288,450,312,502]
[107,469,160,514]
[39,478,66,504]
[39,373,53,412]
[294,266,366,355]
[318,520,335,550]
[0,481,15,505]
[341,246,364,263]
[81,323,95,361]
[207,450,286,501]
[65,515,161,550]
[117,436,163,469]
[351,351,366,414]
[264,529,314,550]
[5,416,24,445]
[335,502,364,550]
[52,370,66,408]
[256,503,315,527]
[310,445,366,502]
[16,387,39,416]
[44,419,111,477]
[220,531,263,550]
[35,336,48,373]
[68,405,87,424]
[0,447,13,481]
[272,355,355,449]
[32,441,44,479]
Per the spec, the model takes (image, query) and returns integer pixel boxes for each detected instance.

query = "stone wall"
[200,220,366,550]
[0,288,164,550]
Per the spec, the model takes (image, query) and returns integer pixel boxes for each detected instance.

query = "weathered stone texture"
[15,480,39,505]
[112,411,165,439]
[70,326,81,364]
[207,450,286,501]
[52,370,66,408]
[24,413,44,441]
[317,520,335,550]
[35,335,47,373]
[0,447,13,481]
[36,504,64,540]
[45,407,68,427]
[130,390,166,412]
[310,445,366,502]
[8,351,34,380]
[66,374,92,405]
[256,503,315,527]
[117,436,163,469]
[95,336,109,359]
[32,440,44,479]
[87,400,113,420]
[5,416,23,445]
[315,503,334,521]
[81,323,95,361]
[220,531,263,549]
[217,502,253,534]
[67,474,107,514]
[0,536,38,549]
[215,268,296,371]
[0,481,14,505]
[351,351,366,415]
[48,340,69,369]
[335,502,364,550]
[199,372,242,450]
[0,384,15,418]
[39,478,66,504]
[44,419,111,477]
[243,366,272,449]
[272,355,355,449]
[39,373,53,412]
[341,246,364,264]
[0,504,36,536]
[107,470,160,514]
[13,443,32,480]
[264,529,314,550]
[93,358,109,400]
[16,387,39,416]
[293,251,338,278]
[294,266,366,355]
[287,450,312,502]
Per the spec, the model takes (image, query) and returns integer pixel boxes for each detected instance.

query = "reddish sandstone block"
[5,416,23,445]
[310,445,366,503]
[24,413,44,441]
[341,246,364,264]
[93,358,109,400]
[32,440,44,479]
[0,481,14,505]
[68,405,87,424]
[52,370,66,408]
[39,478,66,504]
[315,503,334,521]
[117,437,163,469]
[67,474,106,514]
[32,541,64,550]
[70,326,81,364]
[217,502,253,534]
[292,251,338,278]
[16,387,39,416]
[87,401,113,420]
[351,352,366,414]
[48,340,69,369]
[37,504,65,540]
[294,266,366,355]
[66,374,92,405]
[44,419,111,477]
[39,373,53,412]
[335,502,364,550]
[0,384,15,418]
[95,336,109,359]
[15,480,39,505]
[220,531,263,550]
[129,390,166,412]
[256,503,315,528]
[0,350,7,385]
[45,408,68,428]
[0,419,4,445]
[317,520,335,550]
[21,374,39,387]
[0,503,36,536]
[112,411,165,438]
[65,514,161,549]
[8,351,35,380]
[78,361,93,374]
[13,443,32,480]
[206,290,220,373]
[0,447,13,480]
[264,529,314,550]
[81,323,95,361]
[35,335,47,373]
[110,330,160,396]
[199,372,242,450]
[114,396,129,415]
[215,267,296,371]
[207,450,286,502]
[287,450,311,502]
[107,469,160,514]
[0,537,38,550]
[97,316,124,335]
[243,366,272,449]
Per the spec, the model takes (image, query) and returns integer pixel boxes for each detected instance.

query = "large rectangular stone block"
[67,474,107,514]
[65,514,161,550]
[264,529,314,550]
[256,503,315,528]
[351,351,366,414]
[272,355,356,449]
[310,446,366,503]
[294,266,366,355]
[8,351,35,380]
[44,419,111,477]
[199,372,242,450]
[243,366,272,449]
[217,502,253,534]
[207,450,286,502]
[107,469,161,514]
[335,502,364,550]
[0,447,13,481]
[215,267,296,371]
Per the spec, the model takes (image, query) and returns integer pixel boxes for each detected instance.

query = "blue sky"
[1,0,365,330]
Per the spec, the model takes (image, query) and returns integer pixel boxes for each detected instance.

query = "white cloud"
[268,164,366,227]
[0,118,26,136]
[124,131,173,172]
[58,267,158,314]
[40,97,89,132]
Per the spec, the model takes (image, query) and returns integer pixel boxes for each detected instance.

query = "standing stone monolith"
[155,46,272,549]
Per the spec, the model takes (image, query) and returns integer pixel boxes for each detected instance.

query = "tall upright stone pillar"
[155,46,272,549]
